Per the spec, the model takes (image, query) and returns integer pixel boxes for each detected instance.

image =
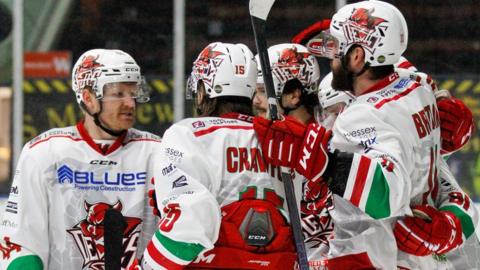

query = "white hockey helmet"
[329,0,408,66]
[318,72,355,109]
[72,49,148,104]
[187,42,257,99]
[256,43,320,97]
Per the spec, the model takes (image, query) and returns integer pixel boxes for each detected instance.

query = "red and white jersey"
[143,113,301,269]
[0,122,161,270]
[331,71,441,219]
[328,72,479,269]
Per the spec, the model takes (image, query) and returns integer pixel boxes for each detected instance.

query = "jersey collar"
[76,121,127,155]
[361,72,399,96]
[220,113,254,123]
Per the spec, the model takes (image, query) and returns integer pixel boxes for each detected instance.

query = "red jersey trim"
[146,241,184,270]
[397,60,414,70]
[194,125,253,137]
[350,155,372,207]
[29,136,83,149]
[362,72,399,95]
[76,121,127,155]
[374,82,421,109]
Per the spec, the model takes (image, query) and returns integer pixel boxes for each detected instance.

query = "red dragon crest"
[350,8,387,30]
[67,200,142,270]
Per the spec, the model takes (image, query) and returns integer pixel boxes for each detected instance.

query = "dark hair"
[282,79,318,114]
[197,96,253,117]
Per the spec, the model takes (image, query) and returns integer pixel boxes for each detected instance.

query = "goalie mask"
[327,0,408,66]
[72,49,149,104]
[256,43,320,98]
[187,42,257,100]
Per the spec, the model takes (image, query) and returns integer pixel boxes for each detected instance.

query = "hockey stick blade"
[249,0,275,21]
[104,208,127,270]
[249,1,309,269]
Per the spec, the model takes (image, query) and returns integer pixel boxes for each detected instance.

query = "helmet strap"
[80,101,126,137]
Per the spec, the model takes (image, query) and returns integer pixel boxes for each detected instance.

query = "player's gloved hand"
[437,97,474,154]
[253,116,331,181]
[301,178,331,216]
[253,116,306,168]
[148,177,161,217]
[295,123,331,181]
[291,19,331,45]
[394,205,463,256]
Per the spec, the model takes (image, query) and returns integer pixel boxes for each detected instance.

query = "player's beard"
[331,64,354,93]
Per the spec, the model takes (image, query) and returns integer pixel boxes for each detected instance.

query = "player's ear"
[81,87,97,110]
[292,88,302,105]
[349,46,365,72]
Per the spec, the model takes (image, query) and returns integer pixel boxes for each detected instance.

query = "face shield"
[101,79,150,103]
[306,30,340,60]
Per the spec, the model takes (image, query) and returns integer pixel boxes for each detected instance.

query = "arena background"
[0,0,479,211]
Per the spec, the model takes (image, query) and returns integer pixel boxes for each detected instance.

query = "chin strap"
[80,101,126,137]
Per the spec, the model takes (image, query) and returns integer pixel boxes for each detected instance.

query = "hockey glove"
[301,178,332,216]
[148,177,161,218]
[437,97,474,154]
[291,19,331,45]
[253,116,306,168]
[253,116,331,181]
[394,205,463,256]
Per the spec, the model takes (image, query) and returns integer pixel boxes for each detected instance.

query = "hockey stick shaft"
[249,2,309,269]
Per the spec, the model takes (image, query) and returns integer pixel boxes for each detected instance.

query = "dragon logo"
[350,8,387,30]
[74,54,104,91]
[67,200,142,270]
[272,47,313,89]
[191,44,225,91]
[342,7,389,54]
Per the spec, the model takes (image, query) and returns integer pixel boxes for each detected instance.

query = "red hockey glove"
[295,123,331,182]
[301,178,331,216]
[253,116,307,168]
[253,116,331,181]
[291,19,331,45]
[437,97,474,154]
[394,205,463,256]
[148,177,161,217]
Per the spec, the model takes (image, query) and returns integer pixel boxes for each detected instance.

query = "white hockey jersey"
[0,122,161,270]
[327,72,479,268]
[143,113,302,269]
[331,71,441,219]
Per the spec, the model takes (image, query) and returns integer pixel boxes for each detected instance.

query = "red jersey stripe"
[193,125,253,137]
[350,156,372,207]
[29,135,83,148]
[146,241,184,270]
[374,82,421,109]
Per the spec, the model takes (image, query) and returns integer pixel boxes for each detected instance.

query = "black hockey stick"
[249,1,309,269]
[104,208,127,270]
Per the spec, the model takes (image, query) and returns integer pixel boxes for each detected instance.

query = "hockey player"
[140,42,297,270]
[253,1,468,268]
[253,43,320,125]
[0,49,161,270]
[318,72,480,269]
[253,44,334,269]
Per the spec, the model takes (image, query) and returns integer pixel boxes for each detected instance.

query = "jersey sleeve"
[331,104,412,219]
[143,124,221,269]
[435,158,479,240]
[0,239,43,270]
[0,144,49,268]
